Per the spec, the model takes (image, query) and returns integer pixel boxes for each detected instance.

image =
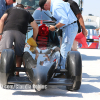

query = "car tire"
[0,49,15,85]
[65,51,82,91]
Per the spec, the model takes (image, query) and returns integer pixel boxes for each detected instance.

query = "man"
[62,0,88,51]
[0,0,16,18]
[0,4,38,76]
[0,0,16,40]
[39,0,78,69]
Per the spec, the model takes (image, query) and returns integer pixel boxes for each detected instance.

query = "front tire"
[65,51,82,91]
[0,49,15,85]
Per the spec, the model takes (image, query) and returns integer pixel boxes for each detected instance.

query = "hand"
[49,25,55,31]
[82,29,88,37]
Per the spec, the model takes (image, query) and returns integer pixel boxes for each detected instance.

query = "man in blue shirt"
[0,0,16,18]
[39,0,78,69]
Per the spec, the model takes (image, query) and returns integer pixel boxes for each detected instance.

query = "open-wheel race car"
[0,1,82,92]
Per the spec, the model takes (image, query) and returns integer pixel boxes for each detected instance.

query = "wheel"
[65,51,82,91]
[66,76,82,91]
[0,49,15,85]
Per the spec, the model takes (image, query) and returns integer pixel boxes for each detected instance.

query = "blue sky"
[74,0,100,17]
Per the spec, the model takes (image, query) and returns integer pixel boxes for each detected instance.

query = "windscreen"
[16,0,39,13]
[32,9,52,21]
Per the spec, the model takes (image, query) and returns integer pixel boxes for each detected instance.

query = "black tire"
[0,49,15,85]
[65,51,82,91]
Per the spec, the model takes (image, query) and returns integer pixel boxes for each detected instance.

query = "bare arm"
[76,13,88,37]
[30,20,38,40]
[0,13,8,40]
[0,13,8,33]
[49,22,65,31]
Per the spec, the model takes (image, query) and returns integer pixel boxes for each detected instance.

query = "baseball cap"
[39,0,47,10]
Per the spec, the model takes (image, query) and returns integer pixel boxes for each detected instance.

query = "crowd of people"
[0,0,87,77]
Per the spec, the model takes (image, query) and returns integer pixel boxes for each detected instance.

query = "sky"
[74,0,100,17]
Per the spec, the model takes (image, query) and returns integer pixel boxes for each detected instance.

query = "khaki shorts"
[0,30,26,56]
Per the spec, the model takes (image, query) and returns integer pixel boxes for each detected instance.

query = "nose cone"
[32,66,48,84]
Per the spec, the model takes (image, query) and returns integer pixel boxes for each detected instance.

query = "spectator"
[39,0,78,69]
[0,4,38,76]
[62,0,88,51]
[0,0,16,18]
[0,0,16,40]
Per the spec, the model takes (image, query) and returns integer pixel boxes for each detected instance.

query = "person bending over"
[0,4,38,76]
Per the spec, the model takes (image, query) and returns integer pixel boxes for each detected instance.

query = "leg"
[60,36,62,48]
[71,39,78,51]
[0,31,14,57]
[15,55,22,76]
[60,23,78,69]
[14,31,26,76]
[60,42,72,69]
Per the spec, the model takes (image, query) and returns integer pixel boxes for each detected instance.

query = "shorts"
[0,30,26,56]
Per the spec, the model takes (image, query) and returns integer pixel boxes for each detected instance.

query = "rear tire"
[65,51,82,91]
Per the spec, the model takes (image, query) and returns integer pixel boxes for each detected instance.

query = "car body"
[0,0,82,91]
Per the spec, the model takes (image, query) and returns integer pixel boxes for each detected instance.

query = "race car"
[0,41,82,91]
[0,1,82,91]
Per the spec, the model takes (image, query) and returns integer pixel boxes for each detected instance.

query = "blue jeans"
[60,23,78,69]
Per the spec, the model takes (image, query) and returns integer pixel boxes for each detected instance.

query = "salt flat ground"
[0,49,100,100]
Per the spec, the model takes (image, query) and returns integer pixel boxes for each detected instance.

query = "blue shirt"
[50,0,77,28]
[0,0,13,18]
